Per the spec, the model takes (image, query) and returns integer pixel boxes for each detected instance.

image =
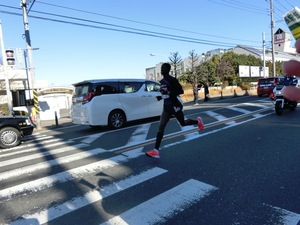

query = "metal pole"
[23,50,31,101]
[0,21,13,115]
[21,0,34,90]
[21,0,41,129]
[262,32,266,77]
[270,0,276,76]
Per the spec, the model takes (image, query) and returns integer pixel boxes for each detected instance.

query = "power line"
[281,0,295,9]
[207,0,268,14]
[0,9,239,48]
[274,0,290,13]
[34,0,260,44]
[0,4,262,48]
[1,1,294,49]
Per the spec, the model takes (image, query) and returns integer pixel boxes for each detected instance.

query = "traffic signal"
[5,49,15,66]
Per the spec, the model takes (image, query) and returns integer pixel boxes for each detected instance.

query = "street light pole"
[270,0,276,76]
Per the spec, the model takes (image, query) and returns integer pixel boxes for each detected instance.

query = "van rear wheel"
[108,110,126,129]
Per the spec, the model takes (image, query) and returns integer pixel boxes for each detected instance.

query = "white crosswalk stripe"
[10,167,168,225]
[100,179,217,225]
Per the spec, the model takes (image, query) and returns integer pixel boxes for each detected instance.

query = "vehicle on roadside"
[257,76,282,97]
[71,79,163,129]
[0,115,34,148]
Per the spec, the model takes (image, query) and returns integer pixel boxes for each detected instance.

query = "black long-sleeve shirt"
[160,75,183,106]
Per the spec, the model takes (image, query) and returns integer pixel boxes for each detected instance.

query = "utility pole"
[270,0,276,76]
[262,32,266,77]
[21,0,34,91]
[21,0,41,129]
[0,21,13,114]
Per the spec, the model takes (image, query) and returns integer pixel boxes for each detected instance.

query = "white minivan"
[71,79,163,129]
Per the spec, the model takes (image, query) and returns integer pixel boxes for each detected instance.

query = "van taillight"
[83,92,95,104]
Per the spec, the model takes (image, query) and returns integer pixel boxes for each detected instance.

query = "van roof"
[73,78,153,86]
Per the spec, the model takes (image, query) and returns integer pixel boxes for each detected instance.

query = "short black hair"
[161,63,171,76]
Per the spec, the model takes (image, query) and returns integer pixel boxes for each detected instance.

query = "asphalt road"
[0,95,299,225]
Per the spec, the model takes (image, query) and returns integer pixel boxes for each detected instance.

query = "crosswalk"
[1,99,300,224]
[1,137,219,224]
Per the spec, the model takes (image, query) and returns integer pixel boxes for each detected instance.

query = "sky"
[0,0,299,87]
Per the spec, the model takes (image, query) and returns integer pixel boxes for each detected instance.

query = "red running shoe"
[145,149,160,158]
[197,117,204,131]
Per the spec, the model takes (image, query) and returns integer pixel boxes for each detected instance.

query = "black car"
[0,115,34,148]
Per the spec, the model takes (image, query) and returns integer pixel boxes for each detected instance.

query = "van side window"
[119,82,143,93]
[94,82,118,95]
[145,81,160,92]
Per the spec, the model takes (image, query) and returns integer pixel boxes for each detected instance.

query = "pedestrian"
[204,82,210,102]
[282,38,300,100]
[193,83,199,105]
[146,63,204,159]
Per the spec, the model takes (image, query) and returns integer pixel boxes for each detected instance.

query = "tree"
[197,54,220,86]
[216,58,235,88]
[266,60,283,75]
[185,50,200,85]
[169,52,182,78]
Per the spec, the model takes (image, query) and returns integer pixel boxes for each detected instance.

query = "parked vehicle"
[257,76,282,97]
[272,76,300,115]
[71,79,163,129]
[0,115,34,148]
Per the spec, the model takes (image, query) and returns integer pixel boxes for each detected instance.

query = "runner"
[146,63,204,159]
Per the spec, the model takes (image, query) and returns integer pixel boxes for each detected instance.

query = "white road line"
[270,205,300,225]
[0,146,106,182]
[101,179,217,225]
[243,102,269,109]
[127,123,150,144]
[122,147,145,158]
[0,137,60,154]
[163,112,273,150]
[228,106,264,119]
[0,143,88,167]
[81,133,104,144]
[0,154,129,202]
[228,106,252,114]
[257,99,273,103]
[10,167,168,225]
[0,140,73,158]
[205,111,236,125]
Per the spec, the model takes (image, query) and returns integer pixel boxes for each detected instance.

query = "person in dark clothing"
[146,63,204,159]
[193,83,199,105]
[203,82,209,102]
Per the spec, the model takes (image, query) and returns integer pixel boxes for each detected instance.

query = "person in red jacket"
[146,63,204,159]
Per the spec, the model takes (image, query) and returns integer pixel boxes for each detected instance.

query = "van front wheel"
[108,110,126,129]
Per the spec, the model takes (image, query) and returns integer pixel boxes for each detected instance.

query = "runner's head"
[161,63,171,76]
